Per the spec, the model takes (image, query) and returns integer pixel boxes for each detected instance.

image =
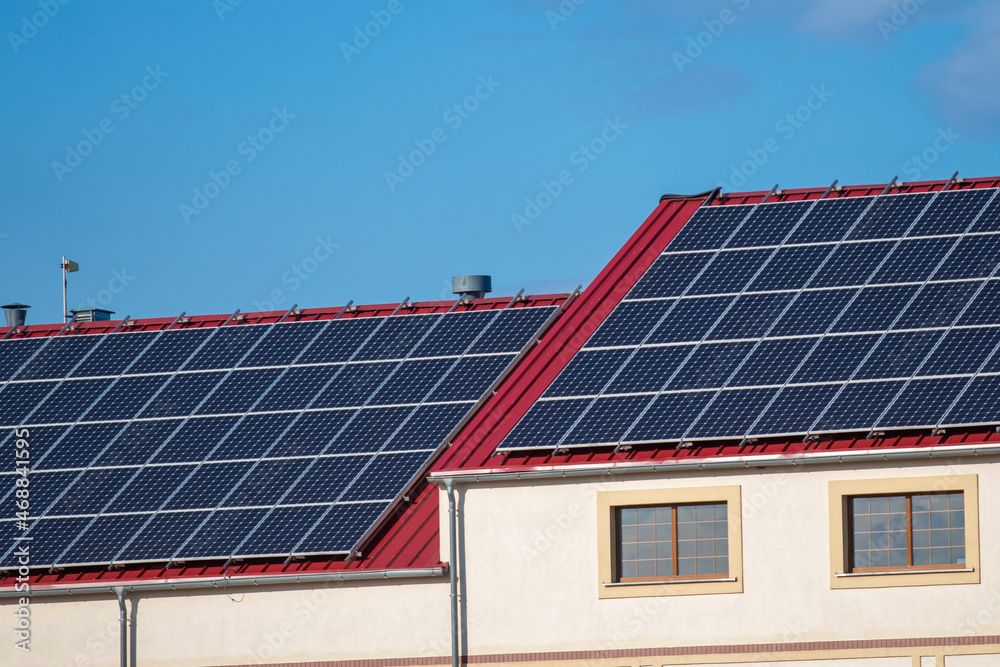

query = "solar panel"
[498,187,1000,452]
[0,304,557,569]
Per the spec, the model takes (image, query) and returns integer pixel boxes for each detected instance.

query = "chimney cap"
[452,275,492,300]
[2,303,30,310]
[70,308,115,322]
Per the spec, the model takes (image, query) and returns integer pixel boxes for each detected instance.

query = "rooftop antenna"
[61,256,79,323]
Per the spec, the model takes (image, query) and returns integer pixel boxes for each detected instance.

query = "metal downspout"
[445,479,459,667]
[115,586,127,667]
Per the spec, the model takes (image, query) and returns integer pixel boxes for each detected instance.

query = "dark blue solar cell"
[685,387,778,439]
[15,335,101,380]
[941,375,1000,426]
[969,192,1000,233]
[369,358,454,405]
[920,328,1000,376]
[0,338,47,381]
[10,424,70,469]
[269,411,351,458]
[282,455,369,505]
[256,364,340,412]
[907,188,994,237]
[312,362,396,408]
[5,470,75,518]
[622,391,714,442]
[665,342,753,390]
[28,378,111,425]
[543,349,631,397]
[353,315,440,361]
[294,501,389,554]
[150,416,239,463]
[93,419,179,467]
[226,459,313,506]
[751,384,841,436]
[326,406,412,454]
[468,307,556,354]
[832,285,920,333]
[688,249,772,295]
[195,368,283,415]
[0,382,58,427]
[666,205,753,252]
[163,462,254,510]
[127,328,213,374]
[588,300,673,347]
[847,192,934,240]
[729,338,816,386]
[854,330,943,380]
[83,375,169,421]
[792,334,880,383]
[725,201,813,248]
[605,345,693,394]
[382,403,470,451]
[410,310,495,357]
[497,398,590,450]
[235,505,330,557]
[48,467,135,515]
[811,242,895,288]
[339,451,428,502]
[786,196,873,244]
[209,412,297,460]
[183,325,268,370]
[175,508,270,560]
[708,293,795,340]
[115,511,211,563]
[34,423,121,470]
[871,237,955,285]
[0,517,91,568]
[106,464,195,512]
[296,319,380,364]
[239,321,327,368]
[645,297,734,344]
[747,245,831,292]
[429,354,513,402]
[140,372,226,418]
[812,380,905,432]
[875,377,969,429]
[71,331,157,377]
[934,234,1000,281]
[904,281,984,329]
[627,252,714,300]
[562,395,649,446]
[770,289,859,337]
[55,513,150,566]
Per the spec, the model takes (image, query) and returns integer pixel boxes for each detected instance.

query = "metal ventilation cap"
[452,275,492,300]
[2,303,30,329]
[70,308,114,322]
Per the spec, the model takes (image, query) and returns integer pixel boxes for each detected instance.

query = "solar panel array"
[498,188,1000,452]
[0,306,555,568]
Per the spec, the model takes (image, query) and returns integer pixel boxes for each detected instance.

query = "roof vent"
[2,303,29,329]
[452,275,492,300]
[70,308,114,322]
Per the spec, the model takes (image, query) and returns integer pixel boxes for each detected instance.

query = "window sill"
[835,567,973,578]
[605,576,737,587]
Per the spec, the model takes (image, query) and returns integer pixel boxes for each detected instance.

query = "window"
[829,475,979,589]
[617,503,728,581]
[849,492,964,572]
[597,485,742,598]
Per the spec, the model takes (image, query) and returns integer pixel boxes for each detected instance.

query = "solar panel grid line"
[804,188,989,436]
[871,188,1000,430]
[545,202,764,451]
[935,292,1000,427]
[116,320,336,563]
[286,307,506,559]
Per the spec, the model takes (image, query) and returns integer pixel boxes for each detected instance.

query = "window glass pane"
[912,495,930,511]
[929,495,949,511]
[677,506,695,522]
[888,496,905,513]
[696,557,715,574]
[618,504,674,580]
[619,508,637,525]
[656,559,673,576]
[852,497,869,514]
[618,501,727,580]
[950,492,964,510]
[952,547,965,564]
[654,507,672,523]
[637,542,655,560]
[889,549,907,567]
[913,548,930,566]
[620,526,636,543]
[715,503,728,520]
[656,542,672,559]
[678,557,697,575]
[637,525,655,542]
[621,561,638,578]
[637,560,655,577]
[950,511,964,528]
[636,507,655,524]
[695,505,714,521]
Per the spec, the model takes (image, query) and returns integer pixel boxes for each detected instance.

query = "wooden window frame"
[616,502,728,582]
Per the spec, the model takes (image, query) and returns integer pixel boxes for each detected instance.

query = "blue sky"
[2,0,999,324]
